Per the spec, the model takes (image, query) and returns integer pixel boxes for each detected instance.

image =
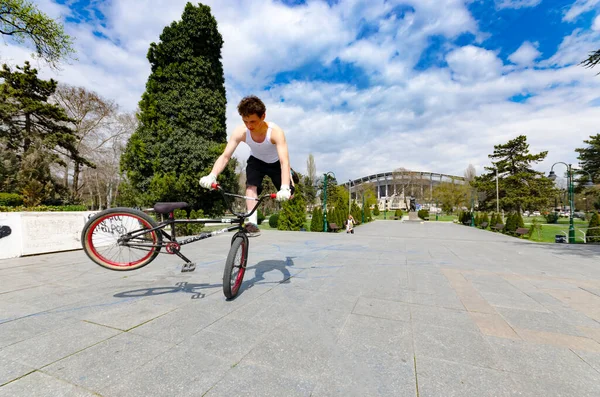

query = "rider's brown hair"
[237,96,266,117]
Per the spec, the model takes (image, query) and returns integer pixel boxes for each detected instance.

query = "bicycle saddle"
[153,202,188,214]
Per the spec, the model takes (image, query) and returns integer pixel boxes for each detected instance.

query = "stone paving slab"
[2,221,600,396]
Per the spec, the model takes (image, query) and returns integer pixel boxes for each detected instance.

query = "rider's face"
[242,113,265,132]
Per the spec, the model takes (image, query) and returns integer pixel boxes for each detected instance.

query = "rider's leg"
[246,185,259,225]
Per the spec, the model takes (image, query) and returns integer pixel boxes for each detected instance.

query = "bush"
[418,209,429,220]
[257,209,265,225]
[544,211,559,224]
[269,213,280,228]
[0,193,24,206]
[310,207,323,232]
[505,212,517,234]
[528,218,542,240]
[516,212,525,229]
[587,212,600,243]
[394,209,403,219]
[373,206,380,216]
[278,183,307,231]
[460,211,472,225]
[481,212,490,228]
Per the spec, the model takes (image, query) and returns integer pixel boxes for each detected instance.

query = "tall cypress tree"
[121,3,237,214]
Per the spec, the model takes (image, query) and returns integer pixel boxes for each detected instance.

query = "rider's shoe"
[244,222,261,237]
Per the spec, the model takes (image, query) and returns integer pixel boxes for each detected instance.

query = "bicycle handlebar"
[209,183,276,218]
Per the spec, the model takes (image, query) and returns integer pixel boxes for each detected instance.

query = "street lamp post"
[322,172,336,232]
[548,164,594,244]
[548,163,575,243]
[495,166,500,215]
[348,179,352,216]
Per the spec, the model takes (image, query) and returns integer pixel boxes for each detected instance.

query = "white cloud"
[2,0,600,183]
[563,0,600,22]
[593,14,600,30]
[446,45,504,83]
[509,41,541,66]
[544,28,600,67]
[495,0,542,9]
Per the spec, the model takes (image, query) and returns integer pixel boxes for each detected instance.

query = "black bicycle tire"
[223,233,249,299]
[81,207,162,271]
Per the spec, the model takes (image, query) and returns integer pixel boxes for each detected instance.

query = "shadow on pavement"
[237,256,296,297]
[113,281,221,300]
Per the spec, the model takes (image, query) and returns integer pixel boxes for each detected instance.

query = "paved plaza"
[1,221,600,396]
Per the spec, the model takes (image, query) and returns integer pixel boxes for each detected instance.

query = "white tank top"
[245,123,279,163]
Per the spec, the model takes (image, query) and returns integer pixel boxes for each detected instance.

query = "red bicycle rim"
[87,213,156,268]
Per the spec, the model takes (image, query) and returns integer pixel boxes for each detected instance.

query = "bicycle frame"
[120,186,275,266]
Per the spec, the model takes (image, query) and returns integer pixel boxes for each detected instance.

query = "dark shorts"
[246,156,295,195]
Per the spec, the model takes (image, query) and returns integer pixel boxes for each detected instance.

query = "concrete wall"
[0,211,98,260]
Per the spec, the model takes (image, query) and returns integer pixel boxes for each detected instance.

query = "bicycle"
[80,183,276,299]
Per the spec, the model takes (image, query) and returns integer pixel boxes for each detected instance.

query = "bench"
[480,222,488,229]
[515,227,530,236]
[491,223,504,231]
[328,223,340,232]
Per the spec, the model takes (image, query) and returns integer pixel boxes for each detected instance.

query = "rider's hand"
[276,185,291,201]
[199,174,217,189]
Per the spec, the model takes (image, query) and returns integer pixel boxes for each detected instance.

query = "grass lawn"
[253,213,591,244]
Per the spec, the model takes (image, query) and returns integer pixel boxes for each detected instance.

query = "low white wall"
[0,211,99,260]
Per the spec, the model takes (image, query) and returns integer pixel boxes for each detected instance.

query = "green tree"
[516,212,525,229]
[278,182,307,231]
[0,62,90,201]
[120,3,237,215]
[351,202,361,224]
[587,212,600,243]
[581,49,600,73]
[505,213,517,234]
[432,181,468,213]
[481,212,489,228]
[304,154,317,209]
[575,134,600,188]
[310,206,323,232]
[320,174,339,208]
[0,0,75,68]
[472,135,555,213]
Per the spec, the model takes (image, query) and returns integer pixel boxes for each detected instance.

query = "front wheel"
[223,233,249,299]
[81,207,162,271]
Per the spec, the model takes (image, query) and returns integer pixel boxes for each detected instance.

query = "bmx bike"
[80,183,275,299]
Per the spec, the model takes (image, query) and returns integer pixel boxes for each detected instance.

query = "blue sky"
[3,0,600,181]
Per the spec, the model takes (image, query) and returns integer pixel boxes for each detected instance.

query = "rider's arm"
[209,126,244,176]
[271,125,291,187]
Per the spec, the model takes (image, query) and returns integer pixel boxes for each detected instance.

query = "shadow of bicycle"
[236,256,296,297]
[113,281,221,300]
[113,256,296,300]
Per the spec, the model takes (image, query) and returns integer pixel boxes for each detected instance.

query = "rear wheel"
[81,207,162,271]
[223,233,249,299]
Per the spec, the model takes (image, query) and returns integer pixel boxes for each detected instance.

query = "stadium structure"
[344,170,466,211]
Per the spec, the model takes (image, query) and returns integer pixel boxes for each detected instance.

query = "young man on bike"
[199,95,295,237]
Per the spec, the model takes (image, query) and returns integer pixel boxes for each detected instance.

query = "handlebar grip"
[211,183,220,190]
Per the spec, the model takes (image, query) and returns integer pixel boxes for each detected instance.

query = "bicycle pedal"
[181,263,196,272]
